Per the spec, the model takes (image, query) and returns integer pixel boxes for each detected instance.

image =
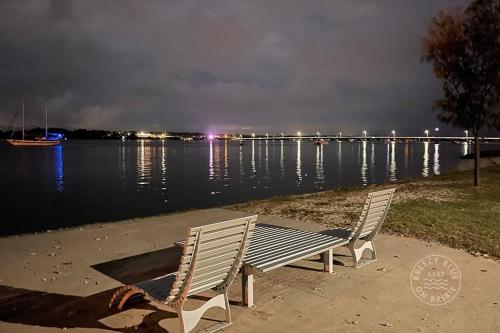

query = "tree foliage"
[423,0,500,135]
[423,0,500,186]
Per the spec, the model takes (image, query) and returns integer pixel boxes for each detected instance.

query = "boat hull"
[6,139,60,146]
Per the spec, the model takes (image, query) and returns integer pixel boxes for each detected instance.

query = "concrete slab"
[1,208,499,332]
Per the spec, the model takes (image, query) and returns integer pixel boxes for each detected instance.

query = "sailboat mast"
[45,104,48,139]
[22,101,25,140]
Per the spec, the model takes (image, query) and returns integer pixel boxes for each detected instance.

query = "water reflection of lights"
[386,142,390,179]
[422,141,429,177]
[209,140,214,180]
[258,140,262,170]
[137,140,152,188]
[315,144,325,189]
[433,143,440,175]
[462,142,469,156]
[265,140,270,180]
[214,141,221,180]
[280,140,285,179]
[337,141,342,179]
[370,142,375,169]
[55,145,63,192]
[120,144,127,178]
[239,144,244,179]
[251,140,256,177]
[296,140,302,185]
[161,142,168,202]
[361,141,367,186]
[389,141,397,181]
[337,141,342,166]
[224,141,229,183]
[404,143,409,171]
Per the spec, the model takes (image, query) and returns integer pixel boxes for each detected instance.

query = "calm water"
[0,140,484,235]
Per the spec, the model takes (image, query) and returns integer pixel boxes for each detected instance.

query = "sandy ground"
[1,208,499,332]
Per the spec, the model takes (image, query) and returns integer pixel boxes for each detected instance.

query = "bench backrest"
[349,189,395,242]
[166,215,256,303]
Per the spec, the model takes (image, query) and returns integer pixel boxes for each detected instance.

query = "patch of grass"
[232,165,500,258]
[385,166,500,257]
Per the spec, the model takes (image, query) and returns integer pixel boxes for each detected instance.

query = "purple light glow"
[208,134,215,140]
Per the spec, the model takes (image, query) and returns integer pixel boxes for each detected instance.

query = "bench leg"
[348,240,377,268]
[176,292,232,333]
[242,266,254,308]
[323,248,333,273]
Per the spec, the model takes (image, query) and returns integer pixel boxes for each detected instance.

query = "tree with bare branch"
[423,0,500,186]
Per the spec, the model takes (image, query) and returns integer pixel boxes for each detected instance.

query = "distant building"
[136,131,170,139]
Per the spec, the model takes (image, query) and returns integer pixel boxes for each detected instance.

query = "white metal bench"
[241,224,347,307]
[241,188,395,307]
[321,188,395,268]
[109,215,257,333]
[167,188,395,309]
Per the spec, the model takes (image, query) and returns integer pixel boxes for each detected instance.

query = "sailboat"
[7,102,61,146]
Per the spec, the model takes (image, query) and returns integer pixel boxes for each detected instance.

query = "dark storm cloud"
[0,0,468,134]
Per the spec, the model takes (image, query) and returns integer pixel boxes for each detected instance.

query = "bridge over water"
[238,135,500,142]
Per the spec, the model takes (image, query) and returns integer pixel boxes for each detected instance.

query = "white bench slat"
[255,238,347,272]
[247,237,343,267]
[247,227,333,252]
[191,271,229,287]
[369,196,390,205]
[243,225,348,271]
[198,225,247,242]
[188,279,225,296]
[193,216,256,233]
[369,188,396,197]
[370,199,391,208]
[247,233,340,261]
[365,205,387,217]
[197,242,242,259]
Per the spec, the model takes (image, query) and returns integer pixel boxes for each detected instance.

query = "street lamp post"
[251,133,255,138]
[363,130,367,139]
[465,130,469,139]
[391,130,396,140]
[281,132,284,139]
[316,131,320,137]
[425,130,429,140]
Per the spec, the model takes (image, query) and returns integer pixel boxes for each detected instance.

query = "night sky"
[0,0,469,135]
